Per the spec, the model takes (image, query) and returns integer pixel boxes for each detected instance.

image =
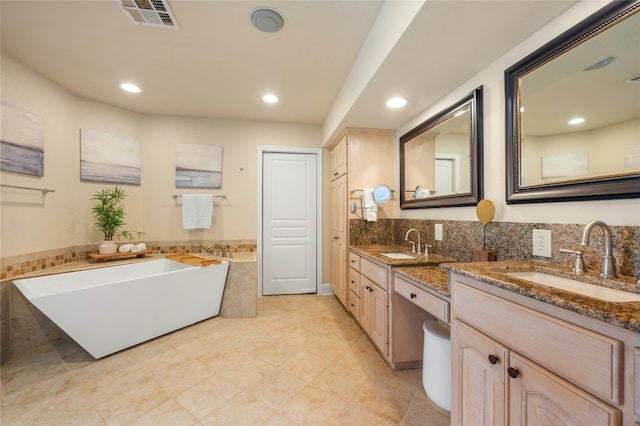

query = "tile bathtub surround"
[350,219,640,279]
[0,295,449,426]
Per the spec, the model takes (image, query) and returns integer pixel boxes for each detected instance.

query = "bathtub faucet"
[208,244,227,258]
[192,244,215,255]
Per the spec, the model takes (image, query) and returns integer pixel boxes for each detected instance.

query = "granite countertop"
[393,266,450,298]
[441,260,640,333]
[350,244,453,267]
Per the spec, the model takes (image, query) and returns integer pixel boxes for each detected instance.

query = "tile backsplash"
[350,218,640,279]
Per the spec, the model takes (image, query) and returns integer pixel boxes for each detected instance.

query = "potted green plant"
[91,186,144,254]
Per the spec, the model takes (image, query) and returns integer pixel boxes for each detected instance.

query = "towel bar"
[172,194,227,200]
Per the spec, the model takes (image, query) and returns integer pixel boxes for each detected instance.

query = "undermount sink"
[506,272,640,302]
[381,252,416,260]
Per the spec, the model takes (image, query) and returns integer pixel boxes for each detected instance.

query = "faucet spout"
[405,228,421,255]
[580,220,617,279]
[207,244,226,258]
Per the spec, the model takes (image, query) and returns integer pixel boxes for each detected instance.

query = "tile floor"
[1,295,450,425]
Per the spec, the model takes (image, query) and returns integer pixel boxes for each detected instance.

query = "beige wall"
[1,54,325,276]
[522,117,640,184]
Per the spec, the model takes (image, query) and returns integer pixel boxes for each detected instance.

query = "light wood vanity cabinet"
[330,134,347,179]
[330,174,348,307]
[349,250,389,357]
[329,128,394,311]
[450,273,635,425]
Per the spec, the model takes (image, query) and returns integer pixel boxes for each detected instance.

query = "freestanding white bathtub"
[13,259,229,359]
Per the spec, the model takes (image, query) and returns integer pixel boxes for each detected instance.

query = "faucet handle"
[423,244,432,256]
[408,241,416,253]
[559,248,587,274]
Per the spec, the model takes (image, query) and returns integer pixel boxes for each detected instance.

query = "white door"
[262,152,317,295]
[435,158,454,194]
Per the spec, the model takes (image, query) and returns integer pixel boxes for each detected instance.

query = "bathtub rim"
[12,259,223,299]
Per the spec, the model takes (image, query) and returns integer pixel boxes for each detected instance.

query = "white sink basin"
[381,252,416,260]
[506,272,640,302]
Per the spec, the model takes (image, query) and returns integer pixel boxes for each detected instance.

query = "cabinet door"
[369,283,388,356]
[330,135,347,179]
[360,275,374,330]
[509,352,621,426]
[330,175,348,307]
[452,320,507,426]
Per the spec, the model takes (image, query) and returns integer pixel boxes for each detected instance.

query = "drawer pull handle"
[351,280,355,284]
[488,354,499,365]
[410,292,417,299]
[508,367,520,379]
[350,259,356,263]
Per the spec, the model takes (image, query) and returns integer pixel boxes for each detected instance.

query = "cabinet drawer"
[349,252,361,270]
[349,269,360,293]
[360,258,387,290]
[453,280,623,404]
[395,276,449,323]
[349,290,360,318]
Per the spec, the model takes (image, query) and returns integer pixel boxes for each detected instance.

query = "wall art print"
[80,129,141,185]
[0,99,44,177]
[176,144,222,188]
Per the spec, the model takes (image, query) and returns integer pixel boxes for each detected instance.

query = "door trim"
[257,146,323,297]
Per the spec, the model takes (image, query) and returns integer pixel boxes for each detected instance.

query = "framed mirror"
[505,0,640,203]
[400,86,483,209]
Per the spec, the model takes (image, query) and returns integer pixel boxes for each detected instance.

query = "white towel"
[182,194,213,230]
[130,243,147,253]
[362,188,377,221]
[118,243,134,253]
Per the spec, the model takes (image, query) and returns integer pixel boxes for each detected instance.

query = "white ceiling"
[1,0,580,144]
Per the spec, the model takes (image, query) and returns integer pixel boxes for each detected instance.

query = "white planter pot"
[98,240,117,254]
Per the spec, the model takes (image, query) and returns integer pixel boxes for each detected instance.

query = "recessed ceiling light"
[263,94,279,104]
[386,97,407,109]
[251,7,285,33]
[120,83,141,93]
[520,106,525,113]
[568,117,585,125]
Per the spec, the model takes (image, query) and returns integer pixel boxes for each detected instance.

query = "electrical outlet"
[532,229,551,258]
[435,224,443,241]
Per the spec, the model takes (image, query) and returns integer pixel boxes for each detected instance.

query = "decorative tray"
[165,253,222,266]
[87,249,153,263]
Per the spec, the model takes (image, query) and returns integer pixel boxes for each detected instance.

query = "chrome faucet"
[580,220,617,279]
[192,243,226,257]
[192,244,214,255]
[209,244,227,258]
[405,228,421,255]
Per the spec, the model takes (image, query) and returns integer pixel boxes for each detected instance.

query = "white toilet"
[422,320,451,412]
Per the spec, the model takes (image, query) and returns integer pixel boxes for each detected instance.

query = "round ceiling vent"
[250,7,285,33]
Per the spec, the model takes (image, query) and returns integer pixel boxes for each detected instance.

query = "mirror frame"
[400,86,483,209]
[505,0,640,204]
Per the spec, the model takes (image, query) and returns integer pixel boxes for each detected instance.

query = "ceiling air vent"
[625,74,640,85]
[117,0,179,29]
